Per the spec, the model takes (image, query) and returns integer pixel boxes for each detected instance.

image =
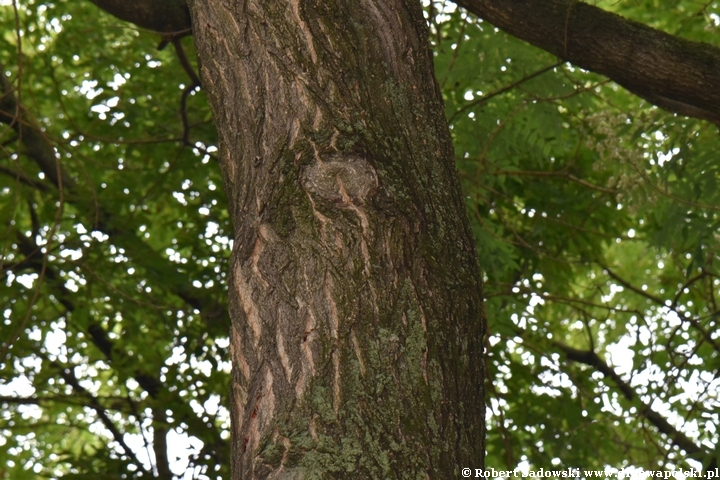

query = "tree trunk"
[189,0,485,477]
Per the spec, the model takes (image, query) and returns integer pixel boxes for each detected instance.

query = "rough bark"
[189,0,485,477]
[454,0,720,125]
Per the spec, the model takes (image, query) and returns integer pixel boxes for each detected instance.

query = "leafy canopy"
[0,0,719,477]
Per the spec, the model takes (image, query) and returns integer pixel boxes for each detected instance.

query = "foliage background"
[0,0,718,477]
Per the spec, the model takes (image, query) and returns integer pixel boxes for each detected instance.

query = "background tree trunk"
[189,0,486,477]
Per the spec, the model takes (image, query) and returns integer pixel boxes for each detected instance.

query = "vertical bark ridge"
[190,0,486,477]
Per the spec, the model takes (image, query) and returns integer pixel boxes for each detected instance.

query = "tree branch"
[0,394,131,411]
[602,264,720,353]
[50,359,150,473]
[1,67,228,332]
[490,168,618,194]
[7,237,230,467]
[0,68,74,189]
[453,0,720,125]
[554,342,707,461]
[152,407,172,480]
[0,165,51,191]
[449,61,561,123]
[173,38,202,147]
[88,0,191,34]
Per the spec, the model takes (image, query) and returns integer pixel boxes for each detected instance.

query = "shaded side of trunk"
[189,0,485,477]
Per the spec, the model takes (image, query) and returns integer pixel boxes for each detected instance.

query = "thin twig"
[491,168,618,194]
[449,61,562,123]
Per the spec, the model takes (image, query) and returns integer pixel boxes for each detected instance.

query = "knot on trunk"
[300,154,378,205]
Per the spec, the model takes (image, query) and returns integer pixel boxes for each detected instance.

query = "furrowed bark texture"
[189,0,485,477]
[455,0,720,125]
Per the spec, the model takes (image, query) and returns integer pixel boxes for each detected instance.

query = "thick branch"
[88,0,191,34]
[453,0,720,124]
